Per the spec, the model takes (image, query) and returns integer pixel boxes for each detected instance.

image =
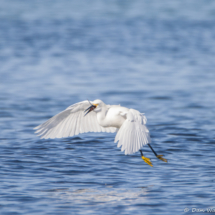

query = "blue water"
[1,1,215,214]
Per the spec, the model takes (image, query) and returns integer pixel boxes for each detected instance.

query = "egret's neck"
[96,106,108,127]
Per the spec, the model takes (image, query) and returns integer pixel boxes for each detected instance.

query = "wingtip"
[33,125,41,130]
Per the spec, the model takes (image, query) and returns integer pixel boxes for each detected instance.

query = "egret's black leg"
[148,144,167,163]
[148,144,157,156]
[139,150,153,167]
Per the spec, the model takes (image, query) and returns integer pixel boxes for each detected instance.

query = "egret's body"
[35,99,167,166]
[97,105,129,128]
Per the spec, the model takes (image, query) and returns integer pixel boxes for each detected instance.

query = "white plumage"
[34,99,151,155]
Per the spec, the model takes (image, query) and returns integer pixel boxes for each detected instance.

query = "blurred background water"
[1,0,215,214]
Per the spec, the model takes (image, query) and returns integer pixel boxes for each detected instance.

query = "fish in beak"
[84,104,97,116]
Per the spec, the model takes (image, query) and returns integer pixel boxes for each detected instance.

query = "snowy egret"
[34,99,167,166]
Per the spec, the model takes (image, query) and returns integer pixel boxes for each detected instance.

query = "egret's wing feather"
[114,109,151,155]
[34,100,116,139]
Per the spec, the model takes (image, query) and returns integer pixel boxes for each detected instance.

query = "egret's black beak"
[84,104,96,116]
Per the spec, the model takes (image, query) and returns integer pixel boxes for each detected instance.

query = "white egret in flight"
[34,99,167,166]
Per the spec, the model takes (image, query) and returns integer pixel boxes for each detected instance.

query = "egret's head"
[84,99,104,116]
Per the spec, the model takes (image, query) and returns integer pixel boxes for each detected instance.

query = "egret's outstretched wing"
[34,100,117,139]
[114,109,151,155]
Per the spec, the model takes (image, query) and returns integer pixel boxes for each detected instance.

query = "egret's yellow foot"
[156,155,168,163]
[141,156,153,167]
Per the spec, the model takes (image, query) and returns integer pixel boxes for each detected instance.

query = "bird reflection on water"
[46,187,150,205]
